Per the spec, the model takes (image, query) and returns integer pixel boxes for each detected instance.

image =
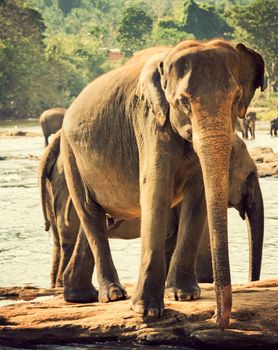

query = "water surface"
[0,120,277,288]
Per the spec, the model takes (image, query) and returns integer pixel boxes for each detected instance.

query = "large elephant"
[60,40,264,328]
[39,132,263,293]
[39,107,66,146]
[270,117,278,136]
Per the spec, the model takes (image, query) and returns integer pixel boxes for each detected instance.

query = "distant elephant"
[270,117,278,136]
[40,132,263,318]
[59,40,264,328]
[39,107,66,146]
[237,110,256,139]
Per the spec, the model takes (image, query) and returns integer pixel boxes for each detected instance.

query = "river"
[0,120,277,350]
[0,120,277,289]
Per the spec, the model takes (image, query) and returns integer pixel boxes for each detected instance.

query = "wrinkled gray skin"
[38,131,79,288]
[39,107,66,146]
[270,117,278,136]
[39,132,263,298]
[237,111,256,139]
[60,40,264,328]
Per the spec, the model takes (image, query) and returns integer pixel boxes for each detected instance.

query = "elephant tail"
[64,195,74,227]
[38,130,61,231]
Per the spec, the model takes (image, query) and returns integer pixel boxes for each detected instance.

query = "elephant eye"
[180,96,191,111]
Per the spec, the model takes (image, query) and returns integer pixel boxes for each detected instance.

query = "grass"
[250,91,278,121]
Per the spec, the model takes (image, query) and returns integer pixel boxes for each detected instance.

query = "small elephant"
[237,110,256,139]
[39,132,263,300]
[60,40,264,327]
[196,134,263,283]
[270,117,278,136]
[39,107,66,146]
[38,130,79,287]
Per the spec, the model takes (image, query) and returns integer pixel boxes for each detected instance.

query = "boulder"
[249,147,278,177]
[0,280,278,349]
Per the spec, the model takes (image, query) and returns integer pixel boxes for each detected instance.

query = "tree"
[150,0,233,45]
[57,0,81,15]
[152,23,194,46]
[0,0,48,118]
[117,5,153,56]
[182,0,234,40]
[232,0,278,91]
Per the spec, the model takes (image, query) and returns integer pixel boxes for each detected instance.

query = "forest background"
[0,0,277,120]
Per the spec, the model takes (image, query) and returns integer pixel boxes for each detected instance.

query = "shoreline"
[1,280,278,349]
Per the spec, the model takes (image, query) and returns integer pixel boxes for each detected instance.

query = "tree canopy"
[231,0,278,91]
[0,0,277,119]
[117,5,153,56]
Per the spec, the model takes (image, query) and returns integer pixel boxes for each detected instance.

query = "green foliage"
[57,0,81,14]
[152,0,233,45]
[182,0,234,39]
[117,5,153,56]
[45,33,107,85]
[1,0,277,119]
[231,0,278,91]
[152,24,194,46]
[0,0,47,118]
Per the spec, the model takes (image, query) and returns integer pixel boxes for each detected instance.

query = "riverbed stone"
[0,280,278,349]
[249,147,278,177]
[0,129,41,137]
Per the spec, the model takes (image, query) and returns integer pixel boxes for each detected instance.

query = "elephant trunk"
[194,131,233,329]
[244,173,264,281]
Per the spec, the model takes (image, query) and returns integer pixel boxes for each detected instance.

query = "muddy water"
[0,120,277,289]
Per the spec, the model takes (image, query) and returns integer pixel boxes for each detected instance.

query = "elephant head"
[136,40,264,328]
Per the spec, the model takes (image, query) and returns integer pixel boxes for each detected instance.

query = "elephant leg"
[274,125,278,136]
[244,126,249,139]
[55,214,79,287]
[50,223,61,288]
[165,207,179,276]
[251,122,255,139]
[166,174,206,301]
[61,136,126,303]
[131,160,172,317]
[56,240,76,287]
[63,228,98,302]
[196,218,213,283]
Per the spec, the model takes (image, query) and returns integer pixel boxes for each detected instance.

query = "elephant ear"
[135,52,169,127]
[236,43,265,118]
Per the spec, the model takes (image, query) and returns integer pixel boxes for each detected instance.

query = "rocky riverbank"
[1,280,278,349]
[249,147,278,177]
[0,127,277,178]
[0,128,41,137]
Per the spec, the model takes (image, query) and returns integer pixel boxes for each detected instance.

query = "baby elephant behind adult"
[38,130,80,288]
[39,107,66,146]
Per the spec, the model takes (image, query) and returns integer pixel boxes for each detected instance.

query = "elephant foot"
[130,298,164,318]
[98,282,127,303]
[165,280,201,301]
[55,280,64,288]
[130,288,164,318]
[64,284,98,303]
